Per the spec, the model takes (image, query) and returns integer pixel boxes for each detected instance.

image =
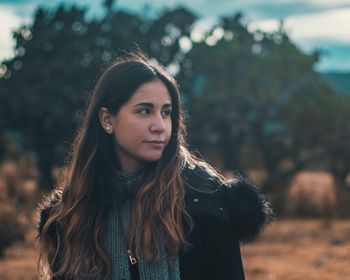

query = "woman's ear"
[99,107,114,134]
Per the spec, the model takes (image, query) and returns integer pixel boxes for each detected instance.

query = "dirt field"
[242,219,350,280]
[0,219,349,280]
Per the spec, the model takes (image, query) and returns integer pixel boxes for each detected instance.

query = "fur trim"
[222,175,274,242]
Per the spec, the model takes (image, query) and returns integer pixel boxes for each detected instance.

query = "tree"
[0,3,197,189]
[0,5,98,188]
[180,13,350,214]
[1,2,349,214]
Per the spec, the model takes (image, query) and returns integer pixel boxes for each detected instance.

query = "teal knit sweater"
[103,169,180,280]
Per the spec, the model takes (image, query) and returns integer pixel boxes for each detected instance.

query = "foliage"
[181,14,350,197]
[0,2,196,189]
[0,1,349,207]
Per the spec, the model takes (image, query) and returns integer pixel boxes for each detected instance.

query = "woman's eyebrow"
[134,102,153,108]
[134,102,172,108]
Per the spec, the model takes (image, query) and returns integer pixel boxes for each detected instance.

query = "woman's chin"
[142,151,163,162]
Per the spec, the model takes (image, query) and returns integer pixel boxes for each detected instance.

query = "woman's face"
[105,79,173,172]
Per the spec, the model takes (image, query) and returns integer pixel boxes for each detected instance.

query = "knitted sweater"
[104,169,180,280]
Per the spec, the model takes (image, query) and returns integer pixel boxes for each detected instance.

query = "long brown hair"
[38,51,224,279]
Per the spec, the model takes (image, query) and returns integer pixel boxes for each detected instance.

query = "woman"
[38,51,273,280]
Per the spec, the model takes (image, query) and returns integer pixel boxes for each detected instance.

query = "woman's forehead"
[128,80,172,105]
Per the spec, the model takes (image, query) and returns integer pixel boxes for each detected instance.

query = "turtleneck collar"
[110,167,148,201]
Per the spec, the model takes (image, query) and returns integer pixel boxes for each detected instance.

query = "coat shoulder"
[182,162,222,193]
[182,163,274,241]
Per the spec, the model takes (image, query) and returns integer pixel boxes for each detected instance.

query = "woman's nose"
[150,113,166,133]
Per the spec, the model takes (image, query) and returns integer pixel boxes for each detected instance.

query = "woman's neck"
[117,157,144,174]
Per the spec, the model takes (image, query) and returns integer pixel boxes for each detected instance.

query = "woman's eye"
[162,110,172,117]
[138,108,150,115]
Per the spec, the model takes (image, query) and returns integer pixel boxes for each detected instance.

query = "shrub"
[0,204,24,257]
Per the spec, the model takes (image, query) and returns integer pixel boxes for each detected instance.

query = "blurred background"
[0,0,350,279]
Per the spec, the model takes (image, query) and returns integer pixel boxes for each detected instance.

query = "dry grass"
[0,243,38,280]
[242,219,350,280]
[0,219,350,279]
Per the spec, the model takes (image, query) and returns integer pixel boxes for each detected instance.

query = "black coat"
[180,164,272,280]
[38,164,273,280]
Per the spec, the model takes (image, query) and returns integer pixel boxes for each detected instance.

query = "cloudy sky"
[1,0,350,72]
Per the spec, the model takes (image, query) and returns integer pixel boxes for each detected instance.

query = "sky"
[1,0,350,73]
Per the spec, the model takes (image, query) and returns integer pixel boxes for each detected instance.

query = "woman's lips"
[145,140,165,148]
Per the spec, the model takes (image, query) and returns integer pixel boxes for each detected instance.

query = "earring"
[106,126,111,133]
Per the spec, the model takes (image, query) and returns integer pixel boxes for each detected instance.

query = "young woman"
[38,51,273,280]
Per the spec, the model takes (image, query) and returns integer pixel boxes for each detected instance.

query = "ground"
[242,219,350,280]
[0,219,349,280]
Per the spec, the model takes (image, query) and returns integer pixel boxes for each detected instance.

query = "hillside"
[322,72,350,95]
